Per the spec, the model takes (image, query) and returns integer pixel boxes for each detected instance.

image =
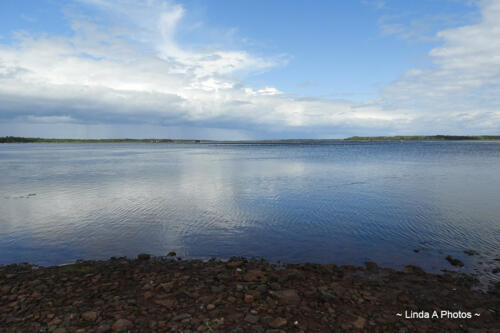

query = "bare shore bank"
[1,255,499,332]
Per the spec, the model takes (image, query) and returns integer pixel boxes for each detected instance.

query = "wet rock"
[244,314,259,324]
[244,294,254,303]
[167,251,176,256]
[493,268,500,274]
[269,317,287,328]
[172,313,191,321]
[112,319,133,332]
[464,250,479,256]
[96,325,111,333]
[226,260,243,269]
[352,316,366,329]
[446,255,464,267]
[81,311,97,321]
[364,261,378,272]
[137,253,150,260]
[270,289,301,305]
[243,269,267,282]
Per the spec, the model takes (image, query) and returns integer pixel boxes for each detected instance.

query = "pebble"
[244,314,259,324]
[81,311,97,321]
[244,294,254,303]
[269,317,287,328]
[137,253,150,260]
[112,318,133,331]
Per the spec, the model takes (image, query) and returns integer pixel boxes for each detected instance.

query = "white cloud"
[380,0,500,133]
[0,0,499,138]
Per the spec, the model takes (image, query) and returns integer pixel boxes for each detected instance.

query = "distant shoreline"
[2,135,500,143]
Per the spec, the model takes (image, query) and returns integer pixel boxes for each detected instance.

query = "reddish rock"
[243,269,266,282]
[269,317,287,328]
[137,253,150,260]
[112,318,133,332]
[96,324,111,333]
[244,294,254,303]
[82,311,97,321]
[352,316,366,329]
[271,289,301,305]
[226,260,243,268]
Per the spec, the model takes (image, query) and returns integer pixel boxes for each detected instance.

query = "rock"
[137,253,150,260]
[227,296,236,303]
[206,303,216,311]
[317,286,335,301]
[112,319,133,332]
[53,328,67,333]
[244,294,254,303]
[270,289,301,305]
[96,325,111,333]
[244,314,259,324]
[446,255,464,267]
[168,251,177,256]
[172,313,191,321]
[211,285,225,293]
[352,316,366,329]
[226,260,243,268]
[464,250,479,256]
[413,249,420,253]
[493,267,500,274]
[82,311,98,321]
[365,261,378,272]
[243,269,267,282]
[269,317,287,328]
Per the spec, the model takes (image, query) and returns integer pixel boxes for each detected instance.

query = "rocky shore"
[1,255,499,332]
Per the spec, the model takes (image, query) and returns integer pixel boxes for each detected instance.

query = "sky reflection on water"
[0,142,499,284]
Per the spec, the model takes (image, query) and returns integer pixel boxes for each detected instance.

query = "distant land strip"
[1,135,500,143]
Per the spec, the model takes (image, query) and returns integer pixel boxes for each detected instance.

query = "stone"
[82,311,97,321]
[446,255,464,267]
[207,303,216,311]
[243,269,267,282]
[364,261,378,272]
[269,317,287,328]
[244,314,259,324]
[137,253,150,260]
[226,260,243,269]
[270,289,301,305]
[244,294,254,303]
[112,319,133,332]
[168,251,177,256]
[352,316,366,329]
[53,328,67,333]
[172,313,191,321]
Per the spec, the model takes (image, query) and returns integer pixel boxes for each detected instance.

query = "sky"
[0,0,499,139]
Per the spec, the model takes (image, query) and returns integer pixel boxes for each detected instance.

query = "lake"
[1,142,499,284]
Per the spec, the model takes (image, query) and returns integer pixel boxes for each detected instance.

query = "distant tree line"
[344,135,500,141]
[2,135,500,144]
[0,136,202,143]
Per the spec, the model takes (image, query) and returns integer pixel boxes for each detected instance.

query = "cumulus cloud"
[0,0,499,138]
[381,0,500,133]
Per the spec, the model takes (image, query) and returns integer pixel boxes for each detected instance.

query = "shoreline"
[1,255,499,332]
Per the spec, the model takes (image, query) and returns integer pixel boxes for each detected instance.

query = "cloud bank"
[0,0,499,138]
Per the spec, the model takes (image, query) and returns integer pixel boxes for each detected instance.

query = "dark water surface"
[1,142,499,284]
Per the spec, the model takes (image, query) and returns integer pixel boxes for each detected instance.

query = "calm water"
[1,142,499,283]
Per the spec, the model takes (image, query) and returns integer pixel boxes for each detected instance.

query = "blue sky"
[0,0,499,139]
